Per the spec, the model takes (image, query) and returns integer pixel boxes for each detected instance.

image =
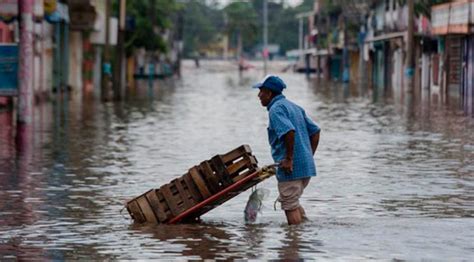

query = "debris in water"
[244,188,270,223]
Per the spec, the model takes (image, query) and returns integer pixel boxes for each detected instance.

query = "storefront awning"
[364,32,405,43]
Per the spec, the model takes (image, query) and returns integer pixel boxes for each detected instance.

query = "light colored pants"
[277,177,311,211]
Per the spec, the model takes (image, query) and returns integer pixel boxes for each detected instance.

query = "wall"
[0,21,13,43]
[68,31,83,93]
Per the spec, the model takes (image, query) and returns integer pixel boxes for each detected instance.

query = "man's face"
[258,88,273,107]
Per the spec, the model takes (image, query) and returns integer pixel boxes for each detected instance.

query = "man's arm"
[280,130,295,173]
[310,132,320,155]
[303,111,320,155]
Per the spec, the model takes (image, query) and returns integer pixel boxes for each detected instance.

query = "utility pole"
[263,0,268,75]
[296,12,313,77]
[101,0,111,101]
[405,0,415,92]
[16,0,34,152]
[298,17,303,58]
[114,0,126,100]
[342,16,349,83]
[223,14,228,60]
[177,11,184,78]
[17,0,34,125]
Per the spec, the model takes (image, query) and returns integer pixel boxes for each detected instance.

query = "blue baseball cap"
[252,75,287,93]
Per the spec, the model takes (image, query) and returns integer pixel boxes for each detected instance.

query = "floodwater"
[1,60,473,260]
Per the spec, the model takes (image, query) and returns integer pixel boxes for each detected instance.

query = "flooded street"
[1,61,473,260]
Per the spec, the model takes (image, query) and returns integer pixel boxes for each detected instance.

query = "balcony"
[432,0,474,35]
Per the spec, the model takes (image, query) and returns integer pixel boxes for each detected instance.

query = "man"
[253,75,321,225]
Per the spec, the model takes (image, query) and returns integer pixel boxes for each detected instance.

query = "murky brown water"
[1,61,473,260]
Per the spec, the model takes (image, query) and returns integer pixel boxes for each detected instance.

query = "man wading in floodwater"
[253,75,321,225]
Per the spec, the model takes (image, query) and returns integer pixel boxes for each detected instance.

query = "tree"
[224,2,258,57]
[182,0,224,57]
[124,0,179,54]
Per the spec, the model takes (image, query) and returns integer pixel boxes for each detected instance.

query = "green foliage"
[180,0,315,56]
[268,0,313,55]
[114,0,453,57]
[267,4,297,55]
[182,0,224,56]
[124,0,179,53]
[320,0,342,16]
[224,1,259,51]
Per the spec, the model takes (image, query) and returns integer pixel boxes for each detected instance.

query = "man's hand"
[280,158,293,174]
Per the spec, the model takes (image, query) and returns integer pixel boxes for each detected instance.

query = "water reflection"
[277,224,324,260]
[128,221,325,260]
[133,223,237,259]
[0,61,473,260]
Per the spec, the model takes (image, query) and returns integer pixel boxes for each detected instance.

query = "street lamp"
[263,0,268,75]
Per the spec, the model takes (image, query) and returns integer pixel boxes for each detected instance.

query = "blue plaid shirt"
[266,95,320,182]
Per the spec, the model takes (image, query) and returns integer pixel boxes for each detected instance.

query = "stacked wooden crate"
[126,145,273,224]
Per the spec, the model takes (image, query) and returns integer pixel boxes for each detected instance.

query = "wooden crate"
[126,144,265,224]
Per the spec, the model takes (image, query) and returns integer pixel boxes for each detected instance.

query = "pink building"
[0,21,13,43]
[0,21,14,106]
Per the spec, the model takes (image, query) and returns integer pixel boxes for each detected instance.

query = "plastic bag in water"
[244,188,270,223]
